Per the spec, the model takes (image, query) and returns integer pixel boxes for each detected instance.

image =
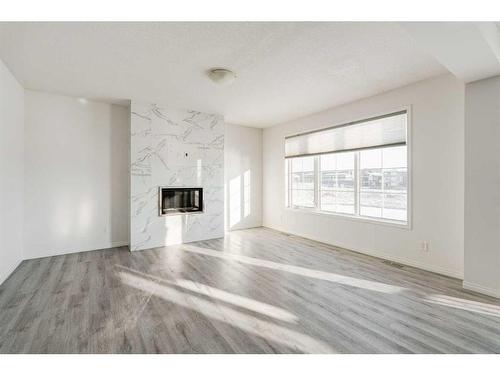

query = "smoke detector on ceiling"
[207,68,237,86]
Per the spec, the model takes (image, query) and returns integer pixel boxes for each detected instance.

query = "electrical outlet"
[420,241,429,252]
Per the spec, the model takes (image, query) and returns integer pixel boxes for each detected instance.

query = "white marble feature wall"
[130,102,224,251]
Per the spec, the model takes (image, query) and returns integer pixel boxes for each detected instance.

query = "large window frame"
[285,108,411,228]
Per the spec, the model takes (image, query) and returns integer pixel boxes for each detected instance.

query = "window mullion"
[355,152,360,216]
[381,150,385,219]
[287,159,291,207]
[314,156,320,210]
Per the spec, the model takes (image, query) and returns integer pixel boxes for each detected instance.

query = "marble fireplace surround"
[130,102,224,251]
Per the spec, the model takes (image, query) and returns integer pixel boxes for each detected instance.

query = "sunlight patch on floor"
[175,278,298,323]
[119,270,336,353]
[116,265,299,323]
[424,294,500,318]
[181,244,406,294]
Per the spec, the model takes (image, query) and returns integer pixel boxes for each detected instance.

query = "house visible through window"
[290,156,315,208]
[320,152,355,214]
[285,110,408,224]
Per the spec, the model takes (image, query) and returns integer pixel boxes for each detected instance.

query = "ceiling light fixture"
[207,68,237,86]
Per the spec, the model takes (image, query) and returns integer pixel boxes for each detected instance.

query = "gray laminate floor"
[1,227,500,353]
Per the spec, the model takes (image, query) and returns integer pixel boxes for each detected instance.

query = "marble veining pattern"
[130,102,224,251]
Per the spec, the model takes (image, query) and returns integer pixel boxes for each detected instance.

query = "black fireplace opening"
[159,187,203,215]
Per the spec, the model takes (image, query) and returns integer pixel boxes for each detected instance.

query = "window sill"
[284,206,411,230]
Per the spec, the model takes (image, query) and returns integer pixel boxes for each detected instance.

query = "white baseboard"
[226,224,262,232]
[110,241,129,248]
[130,234,224,251]
[0,259,22,286]
[23,240,130,260]
[463,281,500,298]
[263,224,463,279]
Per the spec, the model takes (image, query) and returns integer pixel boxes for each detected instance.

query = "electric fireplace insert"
[159,187,203,215]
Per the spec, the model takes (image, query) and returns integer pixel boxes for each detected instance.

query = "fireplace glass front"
[159,187,203,215]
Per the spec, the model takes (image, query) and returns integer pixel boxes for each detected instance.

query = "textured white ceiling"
[0,22,447,127]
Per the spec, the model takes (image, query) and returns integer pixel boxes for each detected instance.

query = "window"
[359,147,407,221]
[320,153,355,214]
[290,156,315,208]
[285,110,408,225]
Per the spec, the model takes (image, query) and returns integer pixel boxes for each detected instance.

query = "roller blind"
[284,110,407,158]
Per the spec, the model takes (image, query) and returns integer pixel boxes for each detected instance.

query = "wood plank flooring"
[1,227,500,353]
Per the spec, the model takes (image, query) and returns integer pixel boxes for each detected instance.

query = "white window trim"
[285,106,412,230]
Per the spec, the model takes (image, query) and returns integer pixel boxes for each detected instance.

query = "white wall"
[464,75,500,297]
[225,123,263,231]
[263,74,465,278]
[24,91,129,259]
[0,59,24,284]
